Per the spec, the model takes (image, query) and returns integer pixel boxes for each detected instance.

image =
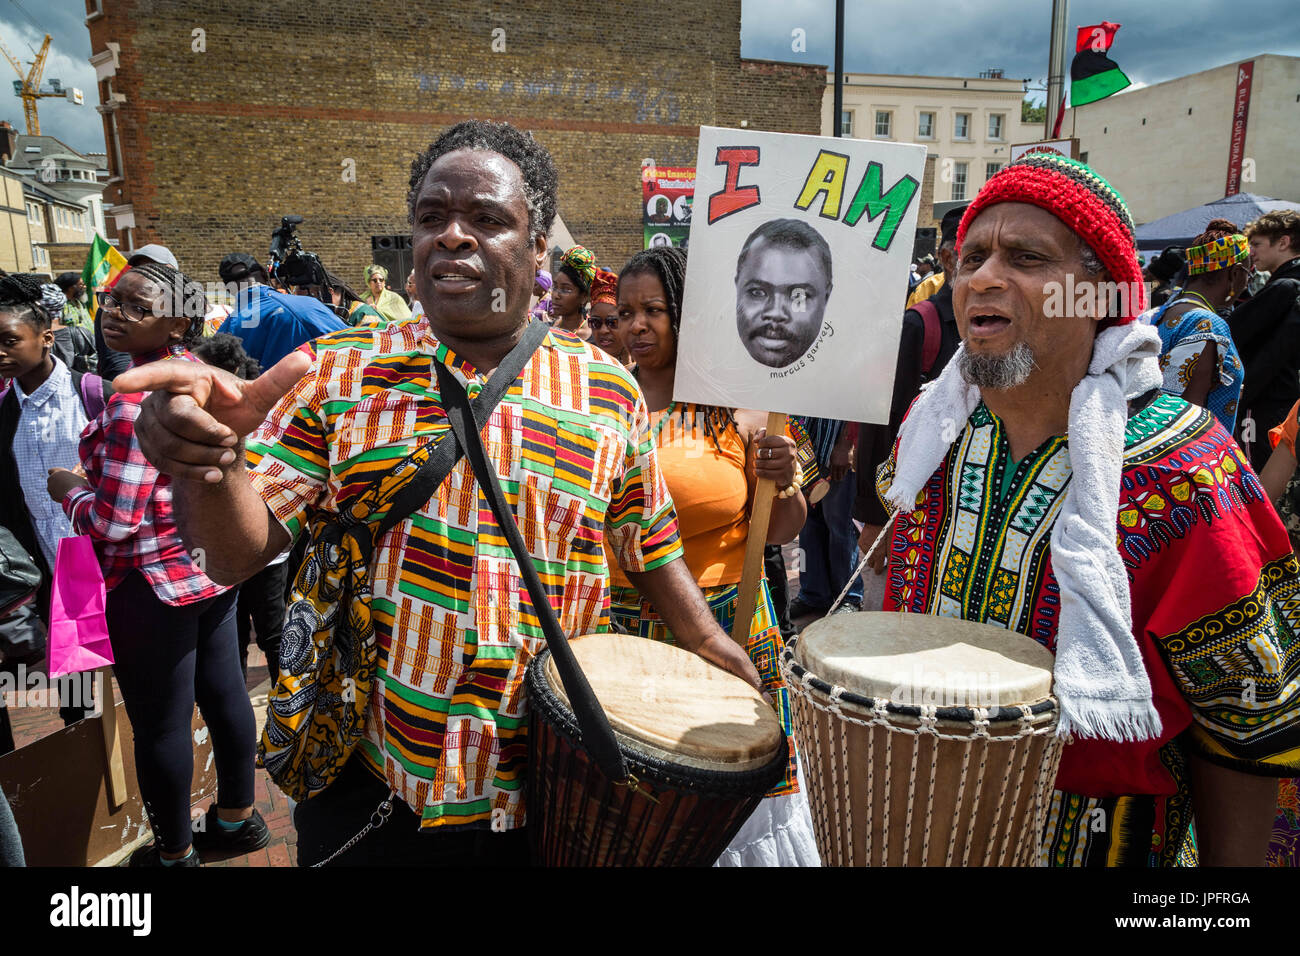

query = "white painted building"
[821,70,1040,207]
[1063,54,1300,225]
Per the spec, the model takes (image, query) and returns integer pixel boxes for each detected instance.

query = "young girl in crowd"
[0,273,105,728]
[46,263,268,867]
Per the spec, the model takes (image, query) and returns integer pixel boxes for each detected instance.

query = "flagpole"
[1045,0,1069,139]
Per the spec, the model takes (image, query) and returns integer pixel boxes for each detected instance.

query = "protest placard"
[642,165,695,251]
[674,126,926,424]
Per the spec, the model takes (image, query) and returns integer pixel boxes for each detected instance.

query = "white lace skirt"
[714,757,822,867]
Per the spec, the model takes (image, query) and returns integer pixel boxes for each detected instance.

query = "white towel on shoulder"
[884,322,1165,742]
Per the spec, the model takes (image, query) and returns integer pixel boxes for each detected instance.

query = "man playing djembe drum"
[867,153,1300,866]
[118,120,767,866]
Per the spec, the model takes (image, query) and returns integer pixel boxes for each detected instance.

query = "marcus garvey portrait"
[734,218,832,369]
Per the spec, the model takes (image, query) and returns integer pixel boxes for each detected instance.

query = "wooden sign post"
[97,666,127,808]
[732,411,787,643]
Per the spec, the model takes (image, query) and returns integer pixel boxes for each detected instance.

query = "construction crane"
[0,33,82,136]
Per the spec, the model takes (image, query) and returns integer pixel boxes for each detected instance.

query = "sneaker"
[787,597,829,619]
[190,806,271,855]
[832,600,862,615]
[129,843,200,867]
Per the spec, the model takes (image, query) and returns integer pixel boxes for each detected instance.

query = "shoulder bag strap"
[435,354,631,785]
[370,319,551,541]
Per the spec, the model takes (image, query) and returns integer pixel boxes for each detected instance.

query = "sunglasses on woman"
[587,315,619,330]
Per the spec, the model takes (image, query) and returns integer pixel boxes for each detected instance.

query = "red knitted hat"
[955,153,1145,323]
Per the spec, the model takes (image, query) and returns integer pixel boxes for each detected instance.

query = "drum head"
[543,634,783,772]
[796,612,1054,709]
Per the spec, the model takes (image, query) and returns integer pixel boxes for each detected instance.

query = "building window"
[1079,151,1088,164]
[986,162,1003,182]
[874,111,891,138]
[954,113,971,139]
[988,114,1004,140]
[917,111,934,138]
[839,110,853,136]
[952,162,969,201]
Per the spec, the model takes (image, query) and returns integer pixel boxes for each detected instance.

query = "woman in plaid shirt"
[47,263,267,867]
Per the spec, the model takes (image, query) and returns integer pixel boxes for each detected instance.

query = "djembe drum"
[784,612,1064,867]
[527,633,789,866]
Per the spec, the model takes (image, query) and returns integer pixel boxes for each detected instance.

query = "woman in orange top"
[607,246,818,866]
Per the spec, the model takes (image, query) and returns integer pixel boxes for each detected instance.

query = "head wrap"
[957,153,1145,323]
[534,269,553,293]
[589,267,618,306]
[559,245,596,291]
[1185,234,1249,276]
[39,282,66,317]
[365,264,388,283]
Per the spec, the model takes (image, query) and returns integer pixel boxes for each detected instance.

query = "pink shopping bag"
[47,535,114,677]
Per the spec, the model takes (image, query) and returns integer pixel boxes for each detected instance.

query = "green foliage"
[1022,98,1047,123]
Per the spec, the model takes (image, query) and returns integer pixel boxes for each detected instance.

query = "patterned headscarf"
[39,282,66,318]
[1185,234,1249,276]
[958,153,1145,323]
[559,245,596,292]
[365,264,388,283]
[589,267,618,306]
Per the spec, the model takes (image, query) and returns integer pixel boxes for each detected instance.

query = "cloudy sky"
[740,0,1300,96]
[1,1,1296,156]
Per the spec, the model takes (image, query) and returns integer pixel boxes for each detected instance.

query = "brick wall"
[88,1,826,288]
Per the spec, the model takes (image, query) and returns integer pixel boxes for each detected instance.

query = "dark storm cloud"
[0,4,98,153]
[741,0,1300,99]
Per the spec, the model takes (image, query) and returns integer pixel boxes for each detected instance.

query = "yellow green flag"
[81,234,128,291]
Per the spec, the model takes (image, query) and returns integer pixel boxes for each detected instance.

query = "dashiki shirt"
[877,394,1300,866]
[1151,296,1244,434]
[246,319,683,831]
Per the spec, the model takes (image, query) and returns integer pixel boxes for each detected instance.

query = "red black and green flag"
[1070,21,1131,107]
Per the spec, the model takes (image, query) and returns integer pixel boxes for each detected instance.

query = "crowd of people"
[0,118,1298,868]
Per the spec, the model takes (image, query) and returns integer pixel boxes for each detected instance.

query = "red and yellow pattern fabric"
[245,318,683,830]
[877,393,1300,866]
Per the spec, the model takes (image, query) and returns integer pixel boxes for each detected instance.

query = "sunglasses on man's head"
[587,315,619,330]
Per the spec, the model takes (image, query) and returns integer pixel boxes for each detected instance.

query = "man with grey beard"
[955,340,1035,389]
[865,153,1300,868]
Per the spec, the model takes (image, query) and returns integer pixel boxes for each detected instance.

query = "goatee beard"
[958,343,1037,390]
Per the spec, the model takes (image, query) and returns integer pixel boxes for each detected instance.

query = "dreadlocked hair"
[619,246,738,454]
[1191,218,1241,247]
[127,261,208,346]
[0,273,50,330]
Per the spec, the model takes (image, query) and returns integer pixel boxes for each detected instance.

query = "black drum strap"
[435,354,630,785]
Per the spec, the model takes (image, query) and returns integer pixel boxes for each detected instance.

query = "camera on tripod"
[269,215,304,266]
[269,215,329,295]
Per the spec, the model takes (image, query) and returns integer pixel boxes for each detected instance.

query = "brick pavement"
[3,646,296,867]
